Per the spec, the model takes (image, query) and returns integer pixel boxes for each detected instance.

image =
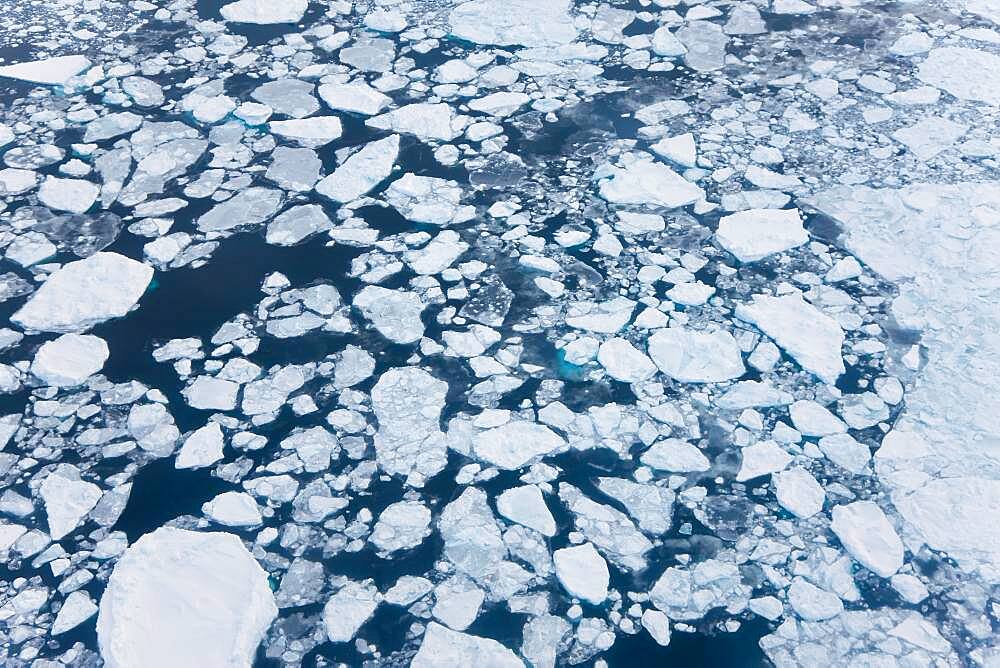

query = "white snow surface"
[412,622,523,667]
[715,208,809,262]
[96,527,277,668]
[0,55,91,85]
[553,543,609,604]
[31,334,109,387]
[448,0,577,47]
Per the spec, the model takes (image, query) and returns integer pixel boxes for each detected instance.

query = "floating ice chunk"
[52,591,98,635]
[40,465,101,540]
[266,146,321,191]
[650,133,697,168]
[370,500,432,554]
[736,294,844,384]
[176,423,225,469]
[554,543,609,604]
[0,168,37,195]
[353,286,425,343]
[917,47,1000,105]
[202,491,262,527]
[773,467,825,518]
[265,204,332,246]
[468,92,531,118]
[84,112,144,143]
[316,135,399,203]
[439,488,510,586]
[647,327,745,383]
[220,0,307,23]
[0,123,13,148]
[318,82,392,116]
[251,79,318,118]
[183,376,239,411]
[38,176,99,214]
[787,578,842,621]
[448,0,577,47]
[737,441,792,481]
[473,421,566,470]
[597,337,657,383]
[122,76,165,107]
[196,187,283,233]
[717,381,793,410]
[323,581,379,642]
[596,477,675,534]
[650,560,751,621]
[817,433,870,473]
[128,403,180,456]
[0,55,90,85]
[97,527,277,668]
[367,103,464,141]
[31,334,108,387]
[651,26,687,56]
[641,438,711,472]
[892,116,968,161]
[715,208,808,262]
[496,485,557,536]
[597,153,704,209]
[433,576,484,630]
[13,252,153,333]
[789,400,846,437]
[892,477,1000,579]
[675,21,729,71]
[562,298,634,334]
[830,501,903,577]
[268,117,343,147]
[384,173,474,225]
[412,623,522,667]
[371,367,448,485]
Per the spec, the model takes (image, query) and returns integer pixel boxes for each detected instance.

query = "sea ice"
[830,500,904,577]
[647,327,745,383]
[0,55,90,86]
[316,135,400,203]
[220,0,307,24]
[96,527,277,668]
[12,253,153,333]
[715,208,809,262]
[31,334,108,387]
[553,543,609,604]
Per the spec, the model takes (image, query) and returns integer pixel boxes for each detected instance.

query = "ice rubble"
[371,367,448,485]
[12,252,153,332]
[96,527,277,668]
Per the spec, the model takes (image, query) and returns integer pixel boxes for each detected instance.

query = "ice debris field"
[0,0,997,665]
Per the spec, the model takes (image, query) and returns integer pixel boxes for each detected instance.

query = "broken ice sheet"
[0,0,994,664]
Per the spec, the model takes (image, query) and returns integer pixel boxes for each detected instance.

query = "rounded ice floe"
[554,543,609,604]
[773,467,825,519]
[471,420,566,470]
[12,252,153,333]
[96,527,277,668]
[37,176,99,214]
[370,500,432,553]
[715,208,809,262]
[220,0,307,24]
[640,438,711,473]
[830,500,904,577]
[202,491,262,527]
[597,337,656,383]
[647,327,745,383]
[31,333,109,387]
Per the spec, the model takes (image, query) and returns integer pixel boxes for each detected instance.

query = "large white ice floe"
[371,367,448,485]
[808,181,1000,580]
[596,153,705,209]
[315,135,399,203]
[471,420,566,470]
[268,117,343,147]
[412,622,523,667]
[830,500,904,577]
[37,176,99,214]
[322,581,379,642]
[31,333,109,387]
[647,327,745,383]
[366,103,465,141]
[220,0,307,24]
[553,543,609,604]
[196,187,283,233]
[384,173,474,225]
[448,0,578,47]
[40,465,102,540]
[735,293,845,385]
[96,527,277,668]
[353,286,426,343]
[916,47,1000,105]
[12,252,153,333]
[0,55,91,86]
[715,208,809,262]
[318,82,392,116]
